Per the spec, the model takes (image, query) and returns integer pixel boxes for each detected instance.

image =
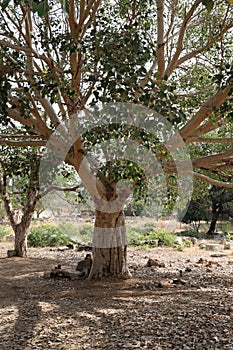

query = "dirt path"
[0,245,233,350]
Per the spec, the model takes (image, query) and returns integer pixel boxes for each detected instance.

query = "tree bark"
[14,223,30,257]
[207,203,218,235]
[89,210,131,279]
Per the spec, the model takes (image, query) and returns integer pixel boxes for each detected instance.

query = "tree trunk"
[14,223,29,257]
[89,210,131,279]
[207,203,218,235]
[11,189,38,257]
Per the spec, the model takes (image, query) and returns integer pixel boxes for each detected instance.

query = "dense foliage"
[28,224,72,247]
[0,1,233,271]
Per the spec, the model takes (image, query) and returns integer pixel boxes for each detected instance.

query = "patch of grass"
[127,227,146,245]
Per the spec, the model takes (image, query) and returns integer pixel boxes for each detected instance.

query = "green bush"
[56,222,94,244]
[143,221,155,228]
[176,229,200,238]
[217,221,233,233]
[28,224,71,247]
[148,229,177,247]
[225,232,233,241]
[78,223,93,244]
[57,221,79,241]
[0,225,9,241]
[127,229,145,246]
[79,223,93,236]
[127,227,177,247]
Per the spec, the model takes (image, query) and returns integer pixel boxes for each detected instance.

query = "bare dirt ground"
[0,242,233,350]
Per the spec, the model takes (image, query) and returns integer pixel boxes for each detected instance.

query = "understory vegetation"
[1,219,233,249]
[28,225,72,248]
[0,225,9,240]
[29,219,233,248]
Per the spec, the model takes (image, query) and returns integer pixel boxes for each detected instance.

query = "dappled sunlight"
[0,244,233,348]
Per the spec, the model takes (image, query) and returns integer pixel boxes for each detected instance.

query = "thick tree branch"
[79,0,86,25]
[0,140,46,147]
[185,116,226,142]
[187,137,233,144]
[69,0,78,36]
[192,149,233,168]
[81,3,101,42]
[176,20,233,69]
[0,134,45,139]
[24,6,34,79]
[7,108,51,138]
[41,185,80,198]
[0,39,39,57]
[36,96,61,127]
[77,0,98,32]
[191,172,233,188]
[164,0,202,77]
[179,86,232,139]
[156,0,165,78]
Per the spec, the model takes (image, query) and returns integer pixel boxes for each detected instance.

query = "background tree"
[207,185,233,234]
[179,199,211,233]
[0,146,80,256]
[0,147,41,256]
[0,0,233,277]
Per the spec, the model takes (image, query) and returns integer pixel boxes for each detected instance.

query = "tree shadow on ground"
[40,278,233,350]
[0,255,233,349]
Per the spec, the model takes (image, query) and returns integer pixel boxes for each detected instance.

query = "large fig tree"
[0,0,233,278]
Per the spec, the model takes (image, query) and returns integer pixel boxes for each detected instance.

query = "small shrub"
[144,221,155,229]
[0,225,9,241]
[225,232,233,241]
[127,229,146,246]
[149,229,177,247]
[57,221,79,241]
[176,245,184,252]
[177,229,200,238]
[79,223,93,236]
[56,222,94,244]
[28,224,71,247]
[78,223,93,244]
[218,221,233,233]
[127,227,177,247]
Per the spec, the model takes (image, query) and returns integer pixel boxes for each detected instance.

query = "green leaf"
[144,22,150,30]
[62,0,70,16]
[38,1,49,17]
[202,0,214,12]
[32,1,49,17]
[2,0,11,11]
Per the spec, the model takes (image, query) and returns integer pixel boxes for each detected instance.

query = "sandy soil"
[0,242,233,350]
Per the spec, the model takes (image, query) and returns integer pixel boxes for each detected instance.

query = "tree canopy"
[0,0,232,187]
[0,0,233,272]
